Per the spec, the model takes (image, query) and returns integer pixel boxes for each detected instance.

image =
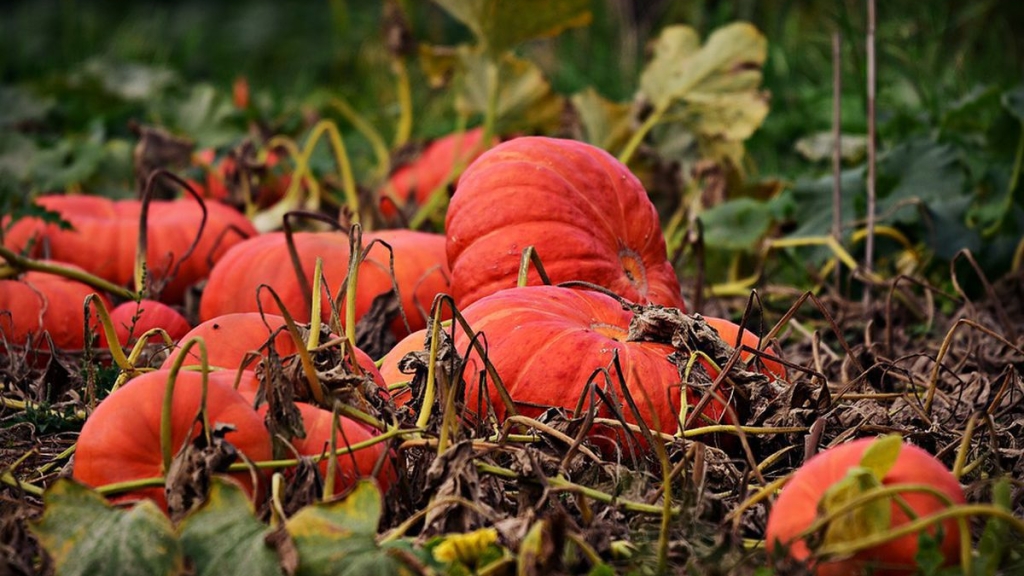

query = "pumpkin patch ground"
[3,2,1024,575]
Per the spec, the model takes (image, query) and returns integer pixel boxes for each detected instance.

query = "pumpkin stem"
[0,246,135,300]
[84,294,134,373]
[330,96,392,182]
[516,246,552,288]
[137,169,209,300]
[341,224,363,349]
[308,257,324,350]
[282,210,347,315]
[161,336,212,473]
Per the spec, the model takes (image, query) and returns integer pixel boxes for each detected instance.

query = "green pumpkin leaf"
[177,479,284,576]
[286,480,415,576]
[31,479,186,576]
[818,468,890,546]
[859,434,904,481]
[431,0,591,56]
[1000,84,1024,124]
[974,476,1012,576]
[570,87,633,152]
[639,23,767,126]
[421,44,564,134]
[699,197,776,252]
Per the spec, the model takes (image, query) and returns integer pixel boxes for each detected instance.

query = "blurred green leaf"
[570,87,632,152]
[1001,84,1024,123]
[30,121,108,191]
[170,84,243,150]
[818,468,890,547]
[286,480,419,576]
[178,479,284,576]
[0,130,39,181]
[858,435,902,481]
[431,0,591,56]
[794,132,868,164]
[700,197,776,251]
[31,479,185,576]
[422,45,564,134]
[0,85,54,129]
[71,58,178,102]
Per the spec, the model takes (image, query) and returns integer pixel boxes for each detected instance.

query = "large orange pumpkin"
[73,370,273,511]
[198,229,449,340]
[3,195,257,303]
[445,136,686,311]
[455,286,732,442]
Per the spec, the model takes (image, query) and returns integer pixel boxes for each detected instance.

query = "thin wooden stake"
[864,0,877,305]
[832,32,843,291]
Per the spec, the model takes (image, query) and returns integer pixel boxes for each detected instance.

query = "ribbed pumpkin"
[199,229,449,340]
[704,316,787,380]
[379,127,496,218]
[73,369,273,511]
[161,312,385,390]
[0,269,110,352]
[455,286,726,440]
[445,136,686,310]
[3,195,257,303]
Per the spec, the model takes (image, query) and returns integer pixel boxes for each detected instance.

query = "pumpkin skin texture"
[72,370,273,511]
[0,270,110,352]
[3,195,257,303]
[764,438,966,576]
[161,313,385,390]
[199,229,449,340]
[100,299,191,349]
[445,136,686,311]
[455,286,719,441]
[704,316,787,380]
[379,128,496,218]
[284,402,397,493]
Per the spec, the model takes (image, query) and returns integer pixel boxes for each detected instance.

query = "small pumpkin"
[72,369,273,510]
[445,136,686,310]
[281,402,397,493]
[379,128,496,218]
[0,269,110,352]
[99,299,191,349]
[704,316,787,380]
[199,229,449,341]
[455,286,731,443]
[3,194,257,303]
[765,437,966,576]
[377,327,430,407]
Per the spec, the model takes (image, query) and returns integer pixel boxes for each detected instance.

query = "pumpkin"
[99,299,191,349]
[455,286,730,443]
[161,312,386,390]
[278,402,396,493]
[0,269,110,352]
[765,437,966,576]
[199,229,449,341]
[3,195,257,303]
[72,369,273,511]
[379,127,496,218]
[445,136,686,311]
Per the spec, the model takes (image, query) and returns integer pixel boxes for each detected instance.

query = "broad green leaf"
[73,58,178,102]
[858,434,903,481]
[431,0,591,56]
[637,23,768,168]
[171,84,242,150]
[286,480,412,576]
[1000,84,1024,124]
[29,123,107,191]
[570,87,633,152]
[974,476,1012,576]
[178,479,284,576]
[639,23,767,117]
[31,479,186,576]
[818,468,891,546]
[794,132,869,164]
[441,46,565,134]
[786,166,862,240]
[699,197,775,251]
[0,85,54,129]
[0,130,39,181]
